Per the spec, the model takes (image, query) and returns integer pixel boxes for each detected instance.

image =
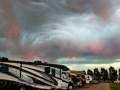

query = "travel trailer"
[0,57,74,90]
[85,75,99,84]
[85,75,93,84]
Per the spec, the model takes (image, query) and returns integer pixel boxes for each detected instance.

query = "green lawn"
[109,82,120,90]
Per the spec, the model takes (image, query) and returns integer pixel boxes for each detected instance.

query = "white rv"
[0,57,74,90]
[85,75,92,84]
[85,75,99,84]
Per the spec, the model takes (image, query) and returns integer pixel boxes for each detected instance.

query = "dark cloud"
[0,0,21,39]
[0,0,120,64]
[57,56,119,64]
[13,0,70,33]
[59,0,114,20]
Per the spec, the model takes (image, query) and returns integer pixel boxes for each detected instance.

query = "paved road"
[76,83,111,90]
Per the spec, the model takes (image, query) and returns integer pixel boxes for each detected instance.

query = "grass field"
[109,81,120,90]
[101,80,120,90]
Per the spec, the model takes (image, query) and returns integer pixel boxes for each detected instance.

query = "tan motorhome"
[70,70,86,86]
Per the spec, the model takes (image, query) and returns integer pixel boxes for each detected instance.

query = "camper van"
[0,57,74,90]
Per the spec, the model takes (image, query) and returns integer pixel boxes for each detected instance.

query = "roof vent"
[44,62,48,64]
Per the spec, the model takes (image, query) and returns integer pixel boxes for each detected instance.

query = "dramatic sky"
[1,0,120,71]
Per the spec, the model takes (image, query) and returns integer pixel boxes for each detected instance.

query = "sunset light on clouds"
[1,0,120,71]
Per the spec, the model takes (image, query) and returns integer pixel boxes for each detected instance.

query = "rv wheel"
[79,83,82,87]
[68,85,73,90]
[19,86,27,90]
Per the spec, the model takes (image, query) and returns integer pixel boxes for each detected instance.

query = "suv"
[89,79,99,84]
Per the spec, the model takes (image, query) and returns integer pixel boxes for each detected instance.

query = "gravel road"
[76,83,111,90]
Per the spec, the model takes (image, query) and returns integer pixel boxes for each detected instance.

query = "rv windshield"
[61,71,70,80]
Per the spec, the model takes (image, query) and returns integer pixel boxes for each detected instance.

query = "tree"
[109,66,117,82]
[101,68,108,81]
[118,68,120,79]
[87,69,93,76]
[93,68,101,80]
[83,70,86,75]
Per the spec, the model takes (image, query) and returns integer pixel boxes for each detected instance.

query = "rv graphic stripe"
[22,64,44,72]
[21,72,54,86]
[0,63,56,84]
[22,66,58,85]
[21,67,55,84]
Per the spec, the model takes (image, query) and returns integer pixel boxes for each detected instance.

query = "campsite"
[1,0,120,90]
[0,57,120,90]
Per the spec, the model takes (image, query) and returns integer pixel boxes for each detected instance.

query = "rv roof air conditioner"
[0,57,9,62]
[34,60,42,64]
[44,62,48,64]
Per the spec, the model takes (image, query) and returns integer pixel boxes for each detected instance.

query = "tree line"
[87,66,119,82]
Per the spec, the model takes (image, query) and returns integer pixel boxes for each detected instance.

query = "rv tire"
[19,86,27,90]
[79,83,82,87]
[68,85,73,90]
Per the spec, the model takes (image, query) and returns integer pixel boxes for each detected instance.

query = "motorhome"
[0,57,74,90]
[70,70,86,86]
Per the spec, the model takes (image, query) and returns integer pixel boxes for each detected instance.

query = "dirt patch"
[75,83,111,90]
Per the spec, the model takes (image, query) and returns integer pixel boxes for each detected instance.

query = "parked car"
[89,79,99,84]
[114,79,120,83]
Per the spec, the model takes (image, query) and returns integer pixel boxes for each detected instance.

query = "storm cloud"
[0,0,120,64]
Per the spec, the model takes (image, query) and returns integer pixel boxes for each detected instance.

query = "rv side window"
[45,67,50,74]
[55,69,60,78]
[0,66,8,73]
[51,69,55,76]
